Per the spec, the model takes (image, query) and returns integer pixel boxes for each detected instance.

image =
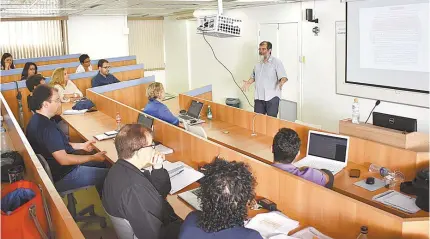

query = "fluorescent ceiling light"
[3,8,76,11]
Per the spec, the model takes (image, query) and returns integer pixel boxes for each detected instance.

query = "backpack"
[1,151,25,182]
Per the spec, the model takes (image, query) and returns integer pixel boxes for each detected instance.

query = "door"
[259,23,301,119]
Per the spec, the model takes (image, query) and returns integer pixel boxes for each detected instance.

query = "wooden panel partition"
[15,58,78,68]
[102,82,151,111]
[1,67,144,130]
[2,57,138,84]
[80,90,429,239]
[0,95,84,239]
[178,94,427,180]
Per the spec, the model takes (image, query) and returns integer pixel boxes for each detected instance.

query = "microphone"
[365,100,381,124]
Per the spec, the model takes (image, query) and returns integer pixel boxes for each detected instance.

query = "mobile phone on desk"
[94,134,115,141]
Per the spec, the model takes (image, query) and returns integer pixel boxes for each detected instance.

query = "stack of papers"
[372,190,421,213]
[63,109,88,115]
[143,161,204,194]
[245,211,299,239]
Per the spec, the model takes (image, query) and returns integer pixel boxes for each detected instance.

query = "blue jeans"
[54,161,108,198]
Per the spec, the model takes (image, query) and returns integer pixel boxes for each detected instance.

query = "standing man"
[242,41,288,117]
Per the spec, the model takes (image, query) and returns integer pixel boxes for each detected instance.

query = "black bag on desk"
[1,151,25,182]
[400,168,429,212]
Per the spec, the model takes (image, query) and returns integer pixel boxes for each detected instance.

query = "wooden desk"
[334,162,429,218]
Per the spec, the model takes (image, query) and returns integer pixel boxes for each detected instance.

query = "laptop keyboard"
[179,115,193,121]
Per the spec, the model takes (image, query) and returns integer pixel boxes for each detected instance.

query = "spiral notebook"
[372,190,420,213]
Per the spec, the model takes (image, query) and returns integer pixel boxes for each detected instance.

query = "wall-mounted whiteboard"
[335,0,429,108]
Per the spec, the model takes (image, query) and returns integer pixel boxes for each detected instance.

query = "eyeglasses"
[141,142,156,149]
[101,66,111,69]
[49,98,61,103]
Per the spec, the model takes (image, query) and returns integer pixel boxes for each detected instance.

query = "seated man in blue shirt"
[272,128,331,187]
[26,84,108,197]
[91,59,120,87]
[143,82,179,126]
[179,157,263,239]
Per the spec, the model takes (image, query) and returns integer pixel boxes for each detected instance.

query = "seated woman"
[76,54,92,73]
[1,53,15,70]
[49,68,83,103]
[143,82,179,126]
[179,157,263,239]
[20,62,38,81]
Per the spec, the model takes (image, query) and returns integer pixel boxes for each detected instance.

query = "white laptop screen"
[308,132,348,163]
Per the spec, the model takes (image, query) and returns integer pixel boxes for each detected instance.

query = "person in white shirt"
[76,54,92,73]
[49,67,83,103]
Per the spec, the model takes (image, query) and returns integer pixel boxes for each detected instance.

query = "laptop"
[137,113,160,146]
[178,100,205,125]
[292,130,350,175]
[373,112,417,133]
[178,187,201,210]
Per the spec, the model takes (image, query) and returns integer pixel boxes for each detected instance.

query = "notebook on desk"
[178,187,201,210]
[292,130,349,175]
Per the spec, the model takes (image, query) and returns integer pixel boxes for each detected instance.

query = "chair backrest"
[184,123,207,139]
[104,209,137,239]
[36,154,54,182]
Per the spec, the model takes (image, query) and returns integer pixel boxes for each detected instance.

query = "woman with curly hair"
[179,157,263,239]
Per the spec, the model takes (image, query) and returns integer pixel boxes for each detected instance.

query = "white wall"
[164,0,430,133]
[68,16,129,59]
[299,0,429,133]
[164,17,190,94]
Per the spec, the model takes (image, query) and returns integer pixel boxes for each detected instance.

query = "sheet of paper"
[63,109,88,115]
[290,227,333,239]
[245,211,299,239]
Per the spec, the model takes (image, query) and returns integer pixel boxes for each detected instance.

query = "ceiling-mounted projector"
[195,0,242,38]
[197,15,242,38]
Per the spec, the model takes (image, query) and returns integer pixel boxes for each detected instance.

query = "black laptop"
[373,112,417,133]
[137,113,160,145]
[178,100,205,125]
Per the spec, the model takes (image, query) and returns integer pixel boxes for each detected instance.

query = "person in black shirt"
[26,84,108,197]
[91,59,120,87]
[26,74,46,112]
[102,124,181,239]
[21,62,38,81]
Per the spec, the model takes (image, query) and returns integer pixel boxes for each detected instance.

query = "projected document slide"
[347,0,429,93]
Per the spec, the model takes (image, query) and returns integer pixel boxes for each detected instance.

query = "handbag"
[1,181,54,239]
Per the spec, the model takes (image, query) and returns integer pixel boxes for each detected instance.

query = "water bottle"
[207,106,213,120]
[115,112,122,131]
[1,116,11,153]
[352,98,360,124]
[369,164,391,177]
[356,226,368,239]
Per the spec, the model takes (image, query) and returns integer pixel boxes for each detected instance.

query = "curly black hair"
[197,157,256,233]
[272,128,301,164]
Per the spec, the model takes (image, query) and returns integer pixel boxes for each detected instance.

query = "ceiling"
[0,0,302,18]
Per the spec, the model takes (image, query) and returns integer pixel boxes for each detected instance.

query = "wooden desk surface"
[61,103,270,221]
[335,162,429,218]
[165,103,429,219]
[62,102,429,220]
